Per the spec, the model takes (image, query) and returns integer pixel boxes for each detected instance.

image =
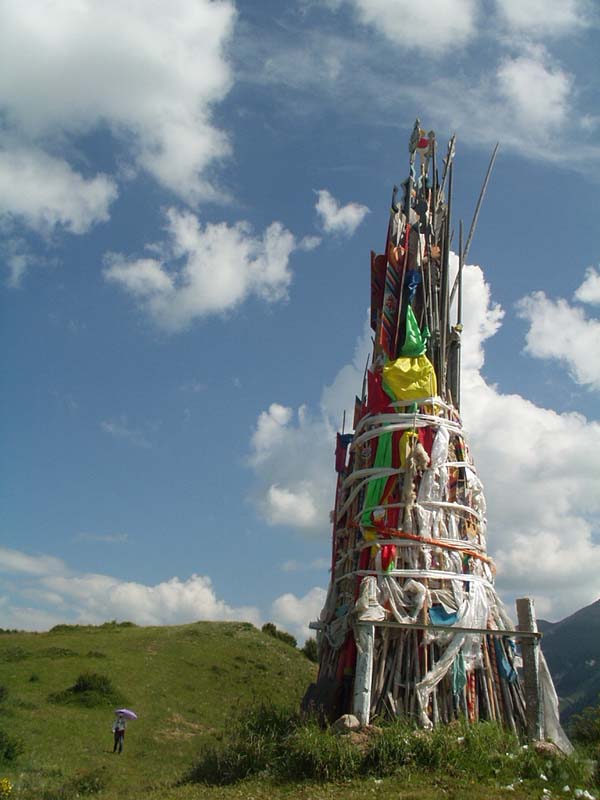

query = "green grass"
[0,621,597,800]
[0,620,316,799]
[184,708,597,795]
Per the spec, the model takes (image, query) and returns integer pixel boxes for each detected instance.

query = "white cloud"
[458,267,600,619]
[496,50,573,132]
[315,189,370,236]
[75,532,129,544]
[516,290,600,391]
[299,235,322,251]
[0,146,117,234]
[265,486,319,527]
[452,259,504,373]
[248,404,335,532]
[0,547,66,577]
[462,372,600,617]
[104,208,297,331]
[575,267,600,305]
[282,558,330,573]
[250,403,294,464]
[496,0,591,36]
[2,238,35,288]
[248,315,370,535]
[44,573,261,628]
[343,0,477,54]
[0,547,260,630]
[270,586,327,643]
[0,0,235,205]
[100,417,151,448]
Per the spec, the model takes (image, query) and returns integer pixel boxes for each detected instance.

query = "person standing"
[112,713,126,753]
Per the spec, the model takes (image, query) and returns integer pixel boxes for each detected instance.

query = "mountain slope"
[539,598,600,720]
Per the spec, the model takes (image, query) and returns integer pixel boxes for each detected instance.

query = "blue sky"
[1,0,599,639]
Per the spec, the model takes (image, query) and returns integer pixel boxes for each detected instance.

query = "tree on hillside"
[261,622,297,648]
[301,637,318,663]
[570,697,600,745]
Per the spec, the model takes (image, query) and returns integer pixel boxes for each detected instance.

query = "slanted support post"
[516,597,543,741]
[352,624,375,726]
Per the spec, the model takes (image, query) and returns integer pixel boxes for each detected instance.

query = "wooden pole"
[516,597,543,741]
[353,624,375,726]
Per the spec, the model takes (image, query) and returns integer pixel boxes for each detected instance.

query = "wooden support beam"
[310,619,541,639]
[516,597,543,741]
[352,624,375,726]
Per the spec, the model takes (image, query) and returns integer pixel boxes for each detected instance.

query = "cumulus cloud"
[0,547,260,630]
[0,146,117,235]
[246,315,371,535]
[495,0,591,36]
[270,586,327,643]
[104,208,297,331]
[462,373,600,616]
[496,49,573,132]
[0,0,235,207]
[516,284,600,391]
[44,573,260,627]
[342,0,477,54]
[248,404,335,531]
[265,486,320,527]
[315,189,370,236]
[575,267,600,305]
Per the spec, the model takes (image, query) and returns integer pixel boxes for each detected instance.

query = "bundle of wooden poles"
[307,122,528,734]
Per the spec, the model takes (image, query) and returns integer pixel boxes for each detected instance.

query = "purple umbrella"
[115,708,138,720]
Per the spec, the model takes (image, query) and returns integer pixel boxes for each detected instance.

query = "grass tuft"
[0,729,24,763]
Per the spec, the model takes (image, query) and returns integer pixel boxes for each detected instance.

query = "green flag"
[400,305,427,357]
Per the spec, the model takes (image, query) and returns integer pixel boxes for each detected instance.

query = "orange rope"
[360,525,496,569]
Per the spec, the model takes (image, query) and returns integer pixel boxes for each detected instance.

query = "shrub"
[261,622,297,648]
[0,730,24,763]
[49,624,85,633]
[99,620,137,629]
[0,687,8,704]
[301,637,319,663]
[570,701,600,745]
[48,672,126,708]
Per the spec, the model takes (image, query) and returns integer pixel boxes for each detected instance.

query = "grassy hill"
[0,620,316,799]
[0,620,597,800]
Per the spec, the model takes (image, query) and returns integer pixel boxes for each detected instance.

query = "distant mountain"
[538,598,600,722]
